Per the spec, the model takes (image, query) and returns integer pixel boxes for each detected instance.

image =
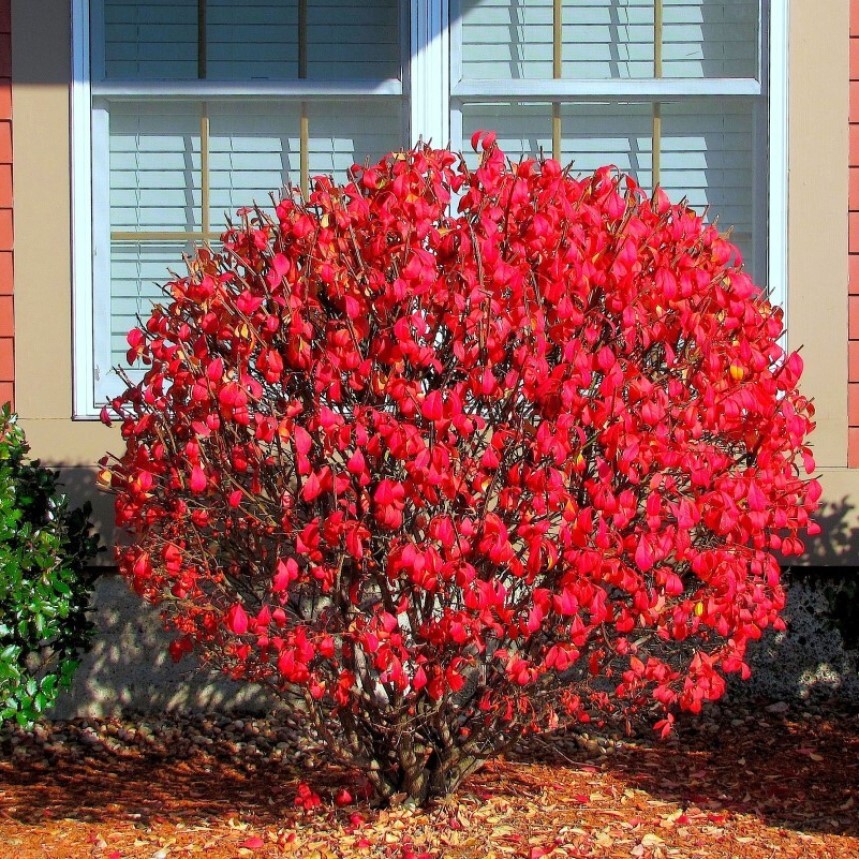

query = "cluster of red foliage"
[100,134,819,805]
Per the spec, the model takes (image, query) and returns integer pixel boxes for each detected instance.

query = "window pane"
[109,101,202,232]
[306,100,404,175]
[306,0,401,81]
[558,102,653,184]
[103,0,198,80]
[207,99,403,219]
[461,101,653,176]
[107,97,404,381]
[660,99,756,270]
[458,0,758,81]
[100,0,401,81]
[460,98,758,277]
[662,0,758,79]
[109,240,193,374]
[206,0,299,79]
[461,103,553,162]
[208,102,302,216]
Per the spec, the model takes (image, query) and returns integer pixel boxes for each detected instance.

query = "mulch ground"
[0,699,857,859]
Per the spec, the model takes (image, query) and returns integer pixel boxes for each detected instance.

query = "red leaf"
[335,787,354,806]
[225,604,249,635]
[189,465,207,493]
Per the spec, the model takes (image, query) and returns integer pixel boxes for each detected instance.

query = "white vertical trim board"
[90,103,113,408]
[767,0,789,333]
[71,0,97,418]
[410,0,450,147]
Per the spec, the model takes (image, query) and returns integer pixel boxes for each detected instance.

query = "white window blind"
[460,0,757,80]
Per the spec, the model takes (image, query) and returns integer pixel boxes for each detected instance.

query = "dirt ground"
[1,699,857,858]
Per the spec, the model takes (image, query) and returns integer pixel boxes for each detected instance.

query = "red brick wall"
[850,4,859,465]
[0,0,11,408]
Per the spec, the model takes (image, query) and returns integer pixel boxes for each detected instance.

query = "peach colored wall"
[0,0,12,408]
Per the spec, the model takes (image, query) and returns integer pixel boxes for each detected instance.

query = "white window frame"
[71,0,788,418]
[71,0,409,417]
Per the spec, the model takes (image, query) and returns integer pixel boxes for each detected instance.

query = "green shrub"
[0,405,101,726]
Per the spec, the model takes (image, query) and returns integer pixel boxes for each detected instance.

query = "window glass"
[109,101,202,232]
[103,0,198,80]
[101,0,401,81]
[207,99,403,213]
[459,0,758,81]
[461,98,756,272]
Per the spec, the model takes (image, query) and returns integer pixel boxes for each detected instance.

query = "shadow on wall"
[49,489,859,717]
[726,497,859,703]
[54,464,120,564]
[51,574,281,719]
[800,496,859,565]
[46,464,283,717]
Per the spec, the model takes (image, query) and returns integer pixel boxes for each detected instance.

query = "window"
[72,0,784,416]
[73,0,407,412]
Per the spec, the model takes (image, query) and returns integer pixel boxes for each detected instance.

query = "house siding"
[0,0,11,408]
[849,2,859,465]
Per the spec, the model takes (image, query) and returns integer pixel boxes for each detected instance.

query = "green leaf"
[0,407,101,729]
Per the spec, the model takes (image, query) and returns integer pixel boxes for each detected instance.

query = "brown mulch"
[0,700,857,859]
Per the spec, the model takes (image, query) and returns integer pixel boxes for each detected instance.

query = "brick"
[850,428,859,468]
[0,83,10,121]
[0,208,11,251]
[0,251,10,295]
[851,297,859,340]
[853,0,859,37]
[851,125,859,166]
[0,164,11,208]
[850,340,859,382]
[0,33,10,78]
[851,169,859,210]
[850,383,859,427]
[853,38,859,80]
[0,381,12,409]
[0,295,11,338]
[0,337,12,381]
[0,121,10,164]
[850,213,859,254]
[851,256,859,295]
[0,1,10,34]
[852,82,859,120]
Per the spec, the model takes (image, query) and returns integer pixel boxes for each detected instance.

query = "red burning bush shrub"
[101,135,819,805]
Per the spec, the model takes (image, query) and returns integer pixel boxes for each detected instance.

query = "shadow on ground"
[516,700,859,839]
[0,721,341,828]
[2,703,857,840]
